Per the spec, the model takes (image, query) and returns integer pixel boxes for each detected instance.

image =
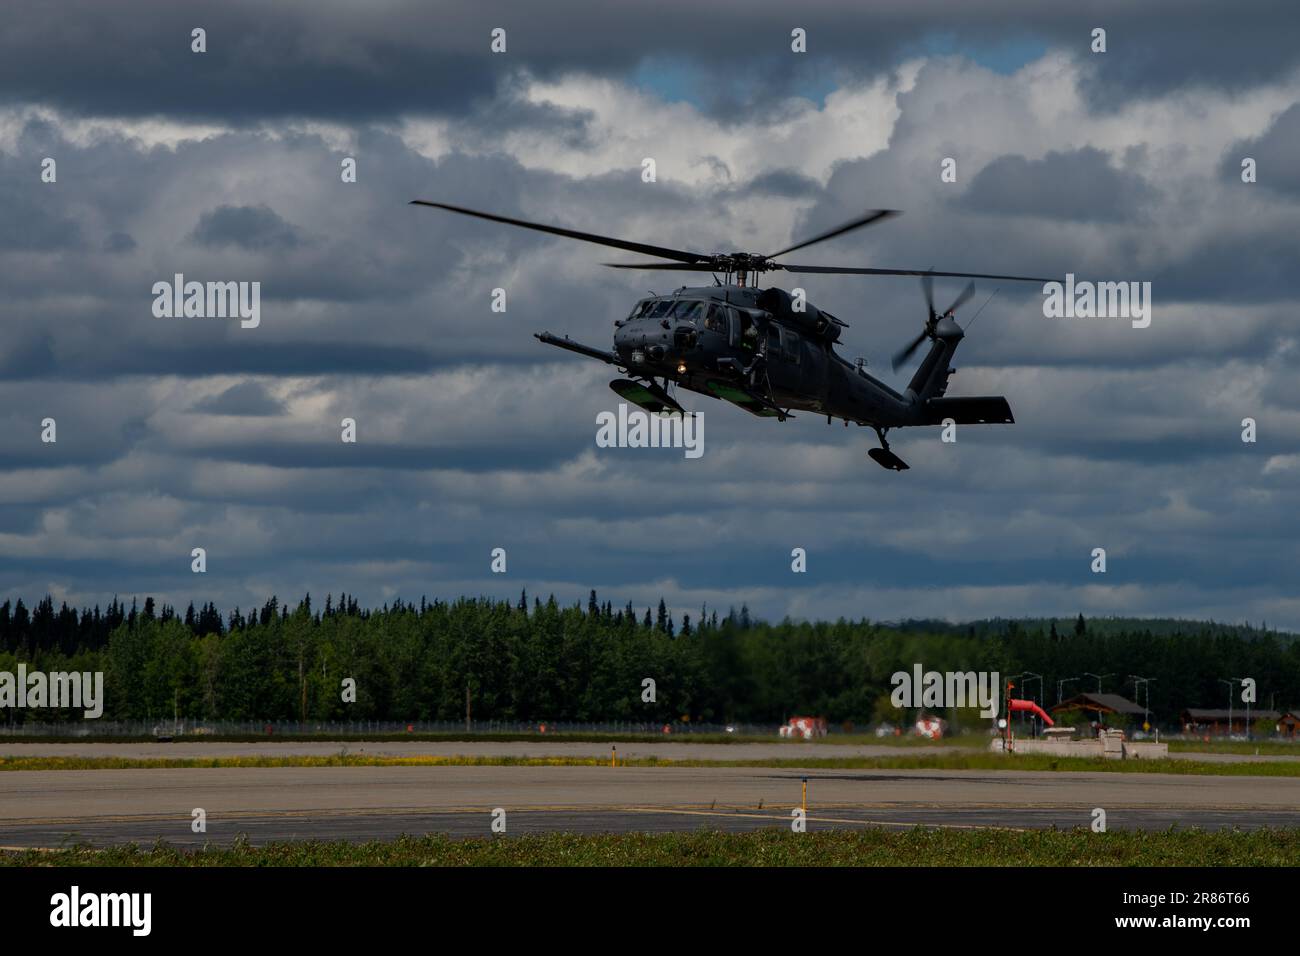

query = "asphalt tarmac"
[1,760,1297,847]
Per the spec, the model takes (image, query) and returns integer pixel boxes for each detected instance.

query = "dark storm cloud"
[959,147,1156,222]
[0,382,155,469]
[0,333,59,378]
[191,381,286,416]
[735,169,823,199]
[0,121,624,379]
[1,339,441,383]
[103,232,137,254]
[2,1,1298,123]
[0,150,82,250]
[1152,227,1300,304]
[473,90,596,150]
[0,1,499,122]
[190,204,303,251]
[1221,103,1300,196]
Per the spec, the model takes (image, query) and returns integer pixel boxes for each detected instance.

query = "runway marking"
[615,806,1030,831]
[0,798,1288,828]
[5,800,1273,831]
[0,806,1025,836]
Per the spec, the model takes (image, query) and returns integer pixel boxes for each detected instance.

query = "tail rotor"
[891,279,975,371]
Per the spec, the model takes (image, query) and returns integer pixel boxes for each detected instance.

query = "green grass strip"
[4,828,1299,867]
[1,752,1298,775]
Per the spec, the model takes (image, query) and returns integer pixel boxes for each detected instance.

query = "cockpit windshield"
[672,300,704,322]
[645,299,675,318]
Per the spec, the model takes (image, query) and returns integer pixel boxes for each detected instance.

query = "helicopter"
[411,199,1052,470]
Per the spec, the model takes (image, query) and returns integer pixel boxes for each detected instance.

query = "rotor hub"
[710,253,774,275]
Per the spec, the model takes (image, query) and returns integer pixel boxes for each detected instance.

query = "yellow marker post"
[801,776,807,814]
[611,745,617,767]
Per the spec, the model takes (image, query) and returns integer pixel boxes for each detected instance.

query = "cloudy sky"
[1,0,1298,627]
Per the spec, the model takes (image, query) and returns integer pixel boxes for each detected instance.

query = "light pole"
[1057,677,1079,705]
[1081,672,1112,731]
[1128,675,1156,735]
[1228,677,1250,740]
[1007,672,1025,738]
[1022,672,1043,737]
[1084,672,1112,694]
[1217,678,1235,739]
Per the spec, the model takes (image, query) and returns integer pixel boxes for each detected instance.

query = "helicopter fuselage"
[601,284,955,429]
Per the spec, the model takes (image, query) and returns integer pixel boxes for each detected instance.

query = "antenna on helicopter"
[963,288,1000,333]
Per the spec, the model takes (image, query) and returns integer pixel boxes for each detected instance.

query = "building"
[1050,692,1148,731]
[1181,708,1281,737]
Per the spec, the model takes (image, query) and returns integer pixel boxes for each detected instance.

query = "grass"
[4,827,1298,867]
[2,751,1298,775]
[1168,739,1300,756]
[1,731,1292,754]
[0,730,988,747]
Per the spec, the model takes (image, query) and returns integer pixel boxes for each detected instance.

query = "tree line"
[0,592,1296,727]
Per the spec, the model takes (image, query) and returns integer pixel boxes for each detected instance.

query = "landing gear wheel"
[869,428,910,471]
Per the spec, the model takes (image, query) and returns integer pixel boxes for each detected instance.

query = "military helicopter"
[411,200,1052,470]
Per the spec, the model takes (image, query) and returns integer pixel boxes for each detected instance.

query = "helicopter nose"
[616,317,677,356]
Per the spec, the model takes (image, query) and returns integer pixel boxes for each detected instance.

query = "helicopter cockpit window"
[673,300,704,322]
[646,299,674,319]
[704,303,729,335]
[629,299,652,319]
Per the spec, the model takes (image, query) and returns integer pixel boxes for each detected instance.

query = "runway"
[2,761,1298,847]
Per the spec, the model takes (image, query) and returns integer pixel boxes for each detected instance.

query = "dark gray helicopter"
[412,200,1051,470]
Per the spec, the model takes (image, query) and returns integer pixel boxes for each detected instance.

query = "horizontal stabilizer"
[923,396,1014,425]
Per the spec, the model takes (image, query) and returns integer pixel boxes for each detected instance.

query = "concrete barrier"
[989,735,1169,759]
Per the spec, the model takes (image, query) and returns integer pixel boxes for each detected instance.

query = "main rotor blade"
[891,330,929,372]
[410,200,711,265]
[943,281,976,316]
[921,274,935,318]
[778,264,1054,283]
[766,209,898,260]
[602,261,714,271]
